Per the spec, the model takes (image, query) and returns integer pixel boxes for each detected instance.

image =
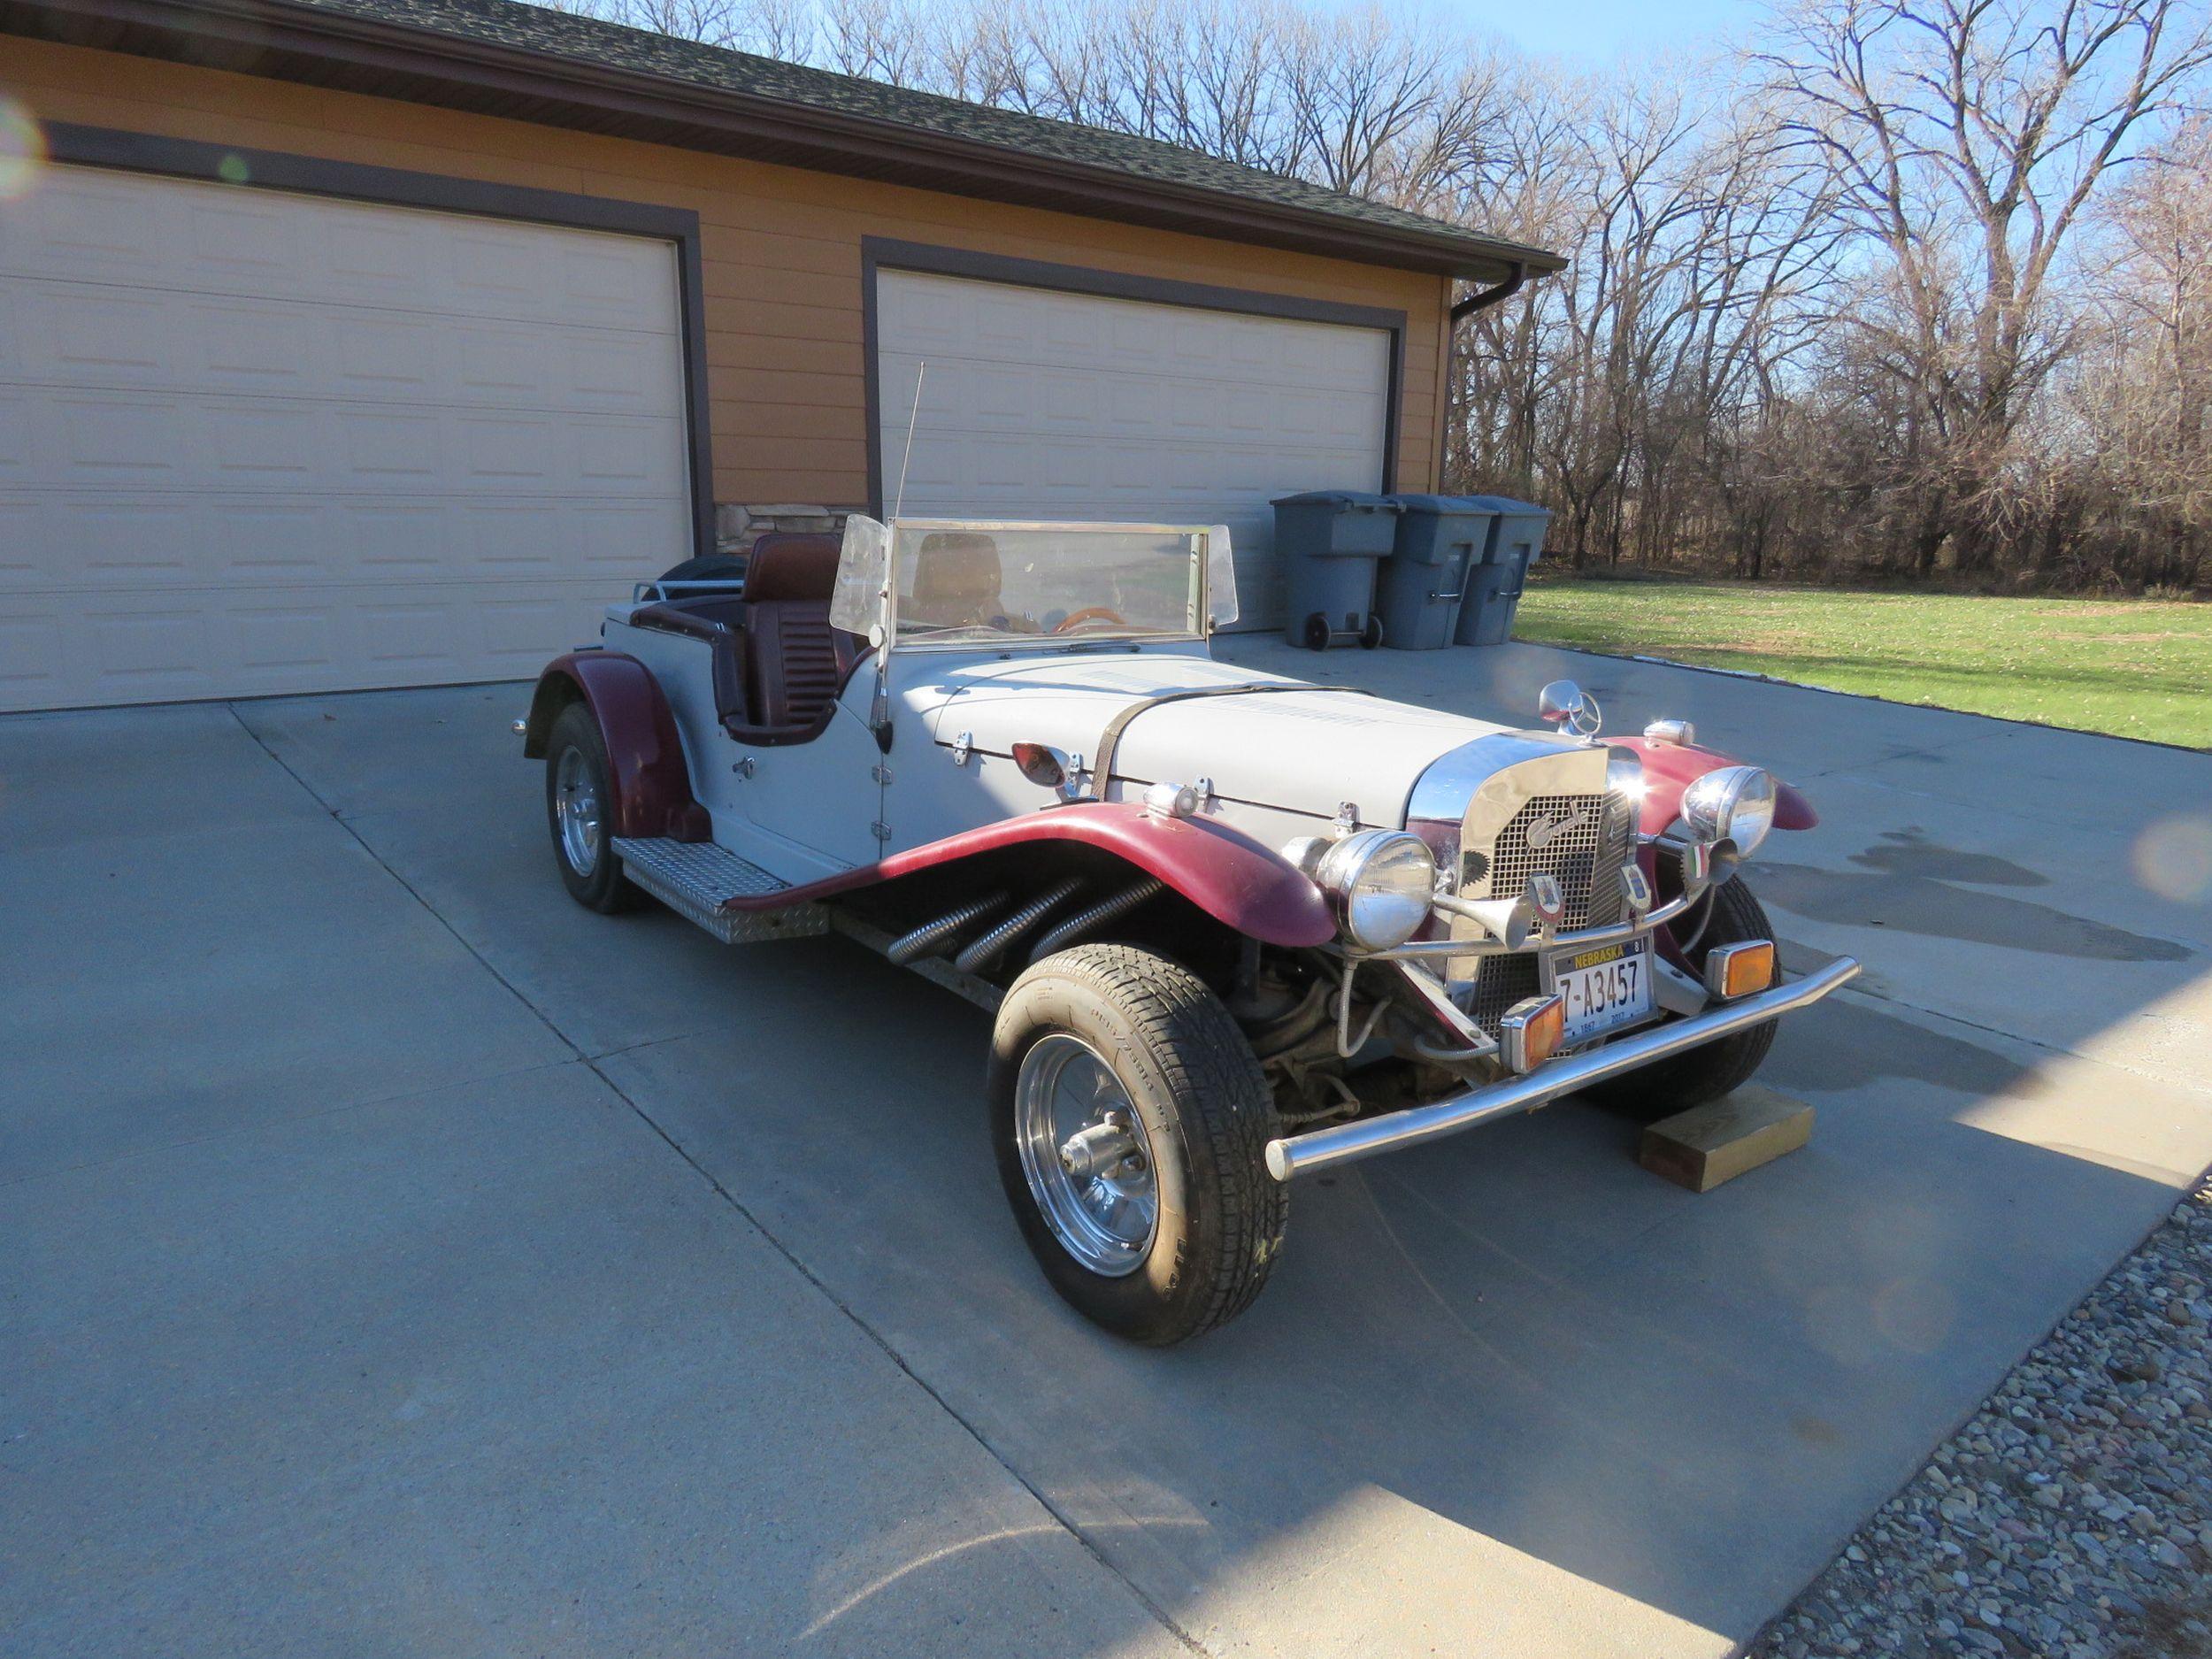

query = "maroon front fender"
[1609,736,1816,836]
[524,653,709,841]
[745,802,1336,948]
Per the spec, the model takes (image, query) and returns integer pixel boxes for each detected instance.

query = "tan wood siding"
[3,37,1449,506]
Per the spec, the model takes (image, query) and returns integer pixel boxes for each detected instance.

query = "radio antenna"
[892,360,926,521]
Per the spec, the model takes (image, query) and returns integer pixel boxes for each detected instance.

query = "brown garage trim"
[42,120,718,563]
[860,238,1409,517]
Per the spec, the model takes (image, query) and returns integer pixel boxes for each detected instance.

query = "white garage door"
[0,165,693,711]
[875,270,1391,631]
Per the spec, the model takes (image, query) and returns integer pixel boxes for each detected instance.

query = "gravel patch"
[1749,1177,2212,1659]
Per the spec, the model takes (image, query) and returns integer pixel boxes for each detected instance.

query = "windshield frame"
[877,518,1220,656]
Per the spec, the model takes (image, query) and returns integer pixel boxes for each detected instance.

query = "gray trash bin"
[1377,495,1497,649]
[1450,495,1552,647]
[1272,490,1400,649]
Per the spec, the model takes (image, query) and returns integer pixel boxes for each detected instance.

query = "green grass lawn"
[1512,579,2212,749]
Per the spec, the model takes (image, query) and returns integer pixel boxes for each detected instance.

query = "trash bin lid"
[1389,493,1495,513]
[1442,493,1545,514]
[1271,489,1401,511]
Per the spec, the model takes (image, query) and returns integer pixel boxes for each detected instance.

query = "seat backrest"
[906,532,1003,629]
[742,534,855,734]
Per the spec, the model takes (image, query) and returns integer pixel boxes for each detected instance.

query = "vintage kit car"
[518,518,1860,1344]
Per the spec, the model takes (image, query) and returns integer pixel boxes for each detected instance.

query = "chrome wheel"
[1014,1033,1158,1278]
[554,746,602,877]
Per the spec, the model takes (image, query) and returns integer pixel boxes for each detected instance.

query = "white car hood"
[905,647,1505,827]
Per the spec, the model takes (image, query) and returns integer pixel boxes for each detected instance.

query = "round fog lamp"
[1681,765,1778,856]
[1314,829,1437,949]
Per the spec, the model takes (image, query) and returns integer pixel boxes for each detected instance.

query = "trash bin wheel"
[1301,612,1333,652]
[1360,615,1385,650]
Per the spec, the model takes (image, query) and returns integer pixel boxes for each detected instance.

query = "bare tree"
[1758,0,2212,571]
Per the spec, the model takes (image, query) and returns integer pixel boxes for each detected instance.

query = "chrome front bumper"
[1263,955,1862,1180]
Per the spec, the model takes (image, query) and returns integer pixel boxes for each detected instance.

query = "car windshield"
[886,522,1216,646]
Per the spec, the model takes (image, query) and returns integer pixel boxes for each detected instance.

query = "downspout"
[1449,259,1528,324]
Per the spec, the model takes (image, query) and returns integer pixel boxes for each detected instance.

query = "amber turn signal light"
[1705,940,1776,1001]
[1499,994,1565,1074]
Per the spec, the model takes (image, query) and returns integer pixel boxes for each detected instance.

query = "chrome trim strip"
[1263,956,1862,1179]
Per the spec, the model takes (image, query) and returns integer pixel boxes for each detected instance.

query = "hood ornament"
[1538,680,1603,741]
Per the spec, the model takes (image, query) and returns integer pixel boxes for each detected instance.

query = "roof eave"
[2,0,1566,281]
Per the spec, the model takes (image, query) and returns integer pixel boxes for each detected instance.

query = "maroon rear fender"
[524,652,709,841]
[746,802,1336,948]
[1609,736,1816,836]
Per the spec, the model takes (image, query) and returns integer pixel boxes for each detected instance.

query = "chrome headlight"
[1681,765,1777,856]
[1313,829,1437,949]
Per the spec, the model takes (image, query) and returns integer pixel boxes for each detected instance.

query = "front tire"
[989,944,1286,1345]
[545,702,640,914]
[1584,877,1778,1119]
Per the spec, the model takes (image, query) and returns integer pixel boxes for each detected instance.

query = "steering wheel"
[1051,606,1129,634]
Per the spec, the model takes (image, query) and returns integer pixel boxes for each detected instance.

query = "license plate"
[1547,940,1655,1046]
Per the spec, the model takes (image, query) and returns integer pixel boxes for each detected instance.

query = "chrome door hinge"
[731,756,757,779]
[949,731,973,766]
[871,820,892,842]
[871,764,893,785]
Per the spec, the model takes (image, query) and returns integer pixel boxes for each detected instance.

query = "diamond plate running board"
[612,837,830,944]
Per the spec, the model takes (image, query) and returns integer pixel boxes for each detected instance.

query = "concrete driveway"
[5,638,2208,1658]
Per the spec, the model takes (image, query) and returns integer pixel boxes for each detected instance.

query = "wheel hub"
[555,747,601,876]
[1016,1034,1157,1277]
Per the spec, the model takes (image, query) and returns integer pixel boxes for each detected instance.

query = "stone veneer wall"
[716,503,851,557]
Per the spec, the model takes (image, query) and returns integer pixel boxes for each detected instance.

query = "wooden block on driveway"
[1639,1085,1813,1193]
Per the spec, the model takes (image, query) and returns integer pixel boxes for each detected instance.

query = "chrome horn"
[1432,874,1566,949]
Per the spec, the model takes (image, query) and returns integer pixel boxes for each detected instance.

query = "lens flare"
[2131,814,2212,903]
[0,99,46,201]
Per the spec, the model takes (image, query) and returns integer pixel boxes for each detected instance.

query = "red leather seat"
[741,533,859,740]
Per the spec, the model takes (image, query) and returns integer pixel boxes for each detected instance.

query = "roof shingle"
[280,0,1562,274]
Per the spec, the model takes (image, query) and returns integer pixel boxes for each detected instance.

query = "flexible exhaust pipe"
[956,878,1085,974]
[1028,877,1167,962]
[887,891,1009,964]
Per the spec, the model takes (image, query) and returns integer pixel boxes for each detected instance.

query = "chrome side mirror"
[1538,680,1602,739]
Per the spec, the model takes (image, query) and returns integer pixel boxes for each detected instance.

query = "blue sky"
[1444,0,1761,61]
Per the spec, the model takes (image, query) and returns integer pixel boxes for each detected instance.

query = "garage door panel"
[12,400,682,501]
[6,275,678,421]
[0,577,647,708]
[2,175,682,332]
[0,166,691,710]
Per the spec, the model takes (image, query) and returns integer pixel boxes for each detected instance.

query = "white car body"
[528,515,1859,1341]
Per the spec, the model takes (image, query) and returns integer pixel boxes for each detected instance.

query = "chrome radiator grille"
[1461,787,1635,1036]
[1469,953,1541,1036]
[1486,791,1619,931]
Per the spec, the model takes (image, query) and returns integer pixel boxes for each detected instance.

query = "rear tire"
[989,944,1286,1345]
[1582,878,1778,1119]
[1302,612,1333,651]
[545,702,641,914]
[1360,615,1385,649]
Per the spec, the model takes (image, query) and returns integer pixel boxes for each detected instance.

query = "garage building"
[0,0,1557,710]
